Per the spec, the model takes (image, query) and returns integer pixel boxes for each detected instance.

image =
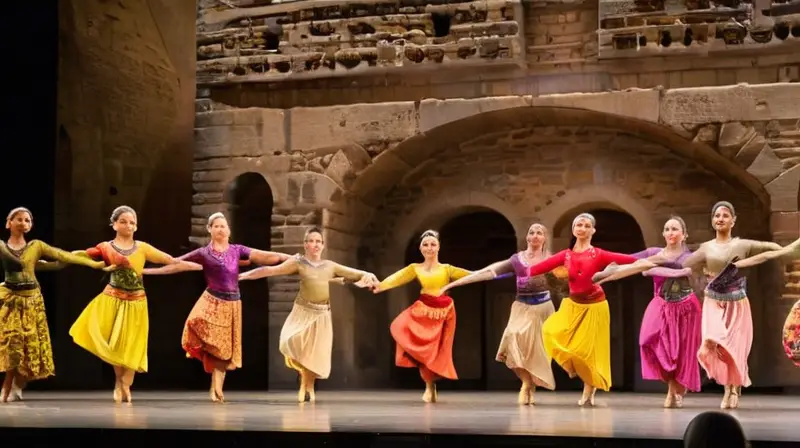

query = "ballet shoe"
[422,384,434,403]
[578,388,596,407]
[307,387,316,403]
[297,387,307,403]
[121,386,132,404]
[720,385,731,409]
[528,387,536,405]
[729,386,740,409]
[518,385,530,405]
[114,384,123,404]
[674,394,683,409]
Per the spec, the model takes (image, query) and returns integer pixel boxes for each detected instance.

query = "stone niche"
[196,0,526,84]
[598,0,800,59]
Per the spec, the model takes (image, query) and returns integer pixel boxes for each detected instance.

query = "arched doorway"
[393,210,517,390]
[226,172,273,389]
[553,208,649,392]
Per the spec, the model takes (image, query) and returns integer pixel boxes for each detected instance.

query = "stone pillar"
[765,211,800,385]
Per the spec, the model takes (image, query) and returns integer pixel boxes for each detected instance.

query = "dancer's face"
[419,236,439,260]
[571,218,595,240]
[304,231,324,257]
[712,206,735,233]
[663,219,685,246]
[526,224,546,250]
[207,217,230,242]
[112,212,137,238]
[6,211,32,235]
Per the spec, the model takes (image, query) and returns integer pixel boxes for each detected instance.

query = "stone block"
[532,89,660,124]
[289,102,416,152]
[764,165,800,212]
[418,96,531,133]
[735,134,767,168]
[195,110,234,128]
[660,84,800,128]
[747,144,784,185]
[284,172,341,209]
[771,211,800,241]
[350,151,412,206]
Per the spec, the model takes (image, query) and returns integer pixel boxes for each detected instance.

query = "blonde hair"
[207,212,227,228]
[6,207,32,222]
[666,215,689,250]
[419,229,440,242]
[572,212,596,228]
[527,223,550,256]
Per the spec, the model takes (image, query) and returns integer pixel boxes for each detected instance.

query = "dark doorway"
[553,208,648,392]
[393,210,517,390]
[227,172,273,389]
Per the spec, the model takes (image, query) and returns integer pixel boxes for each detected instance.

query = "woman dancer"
[731,236,800,368]
[592,216,702,408]
[437,223,567,405]
[524,213,660,406]
[371,229,472,403]
[239,227,378,403]
[0,207,110,402]
[678,201,782,409]
[142,212,291,402]
[69,205,185,403]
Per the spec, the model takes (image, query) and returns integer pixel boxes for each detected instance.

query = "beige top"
[683,237,781,276]
[275,255,368,305]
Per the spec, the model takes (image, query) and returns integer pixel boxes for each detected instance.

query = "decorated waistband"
[704,277,747,302]
[1,281,39,292]
[516,291,551,306]
[658,278,694,303]
[205,288,240,301]
[103,284,146,301]
[410,294,454,320]
[295,297,331,311]
[569,288,606,305]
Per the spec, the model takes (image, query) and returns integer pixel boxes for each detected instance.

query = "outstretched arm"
[735,237,800,269]
[35,260,67,271]
[143,261,203,275]
[374,265,417,293]
[592,259,658,285]
[249,249,292,266]
[441,260,512,295]
[239,257,299,281]
[37,241,106,270]
[331,262,379,288]
[528,251,568,277]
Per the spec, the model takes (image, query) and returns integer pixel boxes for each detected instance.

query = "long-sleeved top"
[528,248,637,303]
[2,240,103,291]
[289,255,367,305]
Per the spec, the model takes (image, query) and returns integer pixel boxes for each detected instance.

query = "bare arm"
[441,260,512,295]
[143,261,203,275]
[239,257,299,281]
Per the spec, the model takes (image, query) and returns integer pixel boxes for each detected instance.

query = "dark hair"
[683,412,748,448]
[420,229,440,241]
[6,207,32,222]
[304,227,323,242]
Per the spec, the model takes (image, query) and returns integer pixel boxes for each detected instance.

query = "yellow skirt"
[69,286,149,372]
[0,285,55,380]
[542,298,611,391]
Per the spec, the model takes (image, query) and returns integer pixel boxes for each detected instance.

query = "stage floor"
[0,390,797,443]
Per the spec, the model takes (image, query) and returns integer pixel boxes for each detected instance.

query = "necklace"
[110,240,137,256]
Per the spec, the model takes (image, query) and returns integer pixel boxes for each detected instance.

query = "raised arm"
[528,250,567,277]
[441,260,512,295]
[735,237,800,269]
[37,241,105,270]
[374,265,417,293]
[239,257,299,281]
[249,248,292,266]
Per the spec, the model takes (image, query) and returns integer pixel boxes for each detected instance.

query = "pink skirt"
[697,297,752,387]
[639,293,702,392]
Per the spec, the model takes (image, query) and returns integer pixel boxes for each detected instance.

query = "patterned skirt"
[782,299,800,367]
[182,290,243,373]
[0,285,55,380]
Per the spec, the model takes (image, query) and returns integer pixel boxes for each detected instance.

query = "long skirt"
[496,299,556,389]
[390,294,457,382]
[182,290,243,373]
[0,285,55,380]
[279,299,333,379]
[697,297,753,387]
[542,297,611,390]
[69,285,149,372]
[783,299,800,366]
[639,294,702,391]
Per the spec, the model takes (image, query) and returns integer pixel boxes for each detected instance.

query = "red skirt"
[390,294,457,380]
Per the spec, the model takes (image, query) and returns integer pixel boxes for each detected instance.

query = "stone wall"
[193,83,800,388]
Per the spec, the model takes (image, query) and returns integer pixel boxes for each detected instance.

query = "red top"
[528,247,637,300]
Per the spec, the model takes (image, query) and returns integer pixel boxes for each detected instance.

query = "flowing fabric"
[390,294,457,381]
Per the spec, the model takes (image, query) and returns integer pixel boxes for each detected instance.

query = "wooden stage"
[0,390,797,447]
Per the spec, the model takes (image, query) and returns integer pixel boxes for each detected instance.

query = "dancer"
[731,236,800,368]
[0,207,111,402]
[437,223,567,405]
[371,229,472,403]
[678,201,783,409]
[238,227,378,403]
[524,213,660,406]
[69,205,186,403]
[142,212,292,402]
[592,216,702,408]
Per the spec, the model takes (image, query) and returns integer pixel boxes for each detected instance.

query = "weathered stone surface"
[735,134,767,168]
[419,96,531,133]
[289,103,416,152]
[718,122,757,159]
[747,144,785,185]
[764,165,800,212]
[771,211,800,241]
[531,89,660,124]
[660,84,800,128]
[283,172,342,210]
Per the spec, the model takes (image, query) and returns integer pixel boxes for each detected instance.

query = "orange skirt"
[390,294,457,380]
[181,290,242,373]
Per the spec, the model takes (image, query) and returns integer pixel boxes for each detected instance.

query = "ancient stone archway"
[223,171,274,389]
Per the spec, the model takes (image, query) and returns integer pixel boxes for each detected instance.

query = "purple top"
[495,253,550,298]
[632,247,693,301]
[183,244,252,299]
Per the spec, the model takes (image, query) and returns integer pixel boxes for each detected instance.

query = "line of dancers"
[0,202,798,409]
